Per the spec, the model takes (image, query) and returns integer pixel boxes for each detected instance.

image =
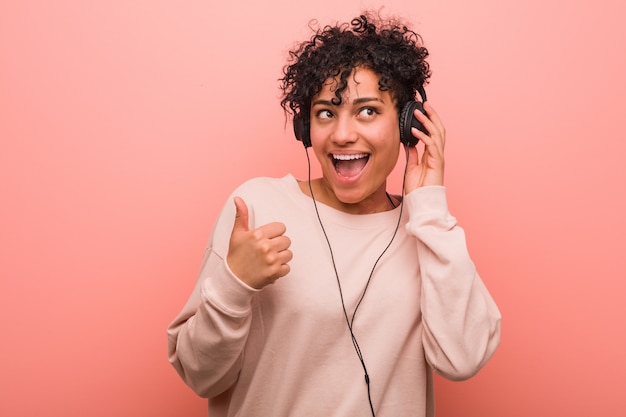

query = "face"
[309,67,401,214]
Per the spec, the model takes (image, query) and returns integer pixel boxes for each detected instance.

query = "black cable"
[304,146,410,417]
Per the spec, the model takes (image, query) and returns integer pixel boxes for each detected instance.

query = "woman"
[168,12,501,417]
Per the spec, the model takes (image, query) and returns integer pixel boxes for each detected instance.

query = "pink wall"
[1,1,624,416]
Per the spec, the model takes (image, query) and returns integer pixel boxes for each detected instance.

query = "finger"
[423,102,444,130]
[410,108,435,145]
[256,221,288,240]
[232,196,250,233]
[417,132,443,167]
[270,235,292,254]
[422,102,446,147]
[413,112,444,156]
[413,126,437,152]
[271,247,293,270]
[415,103,443,136]
[269,262,292,282]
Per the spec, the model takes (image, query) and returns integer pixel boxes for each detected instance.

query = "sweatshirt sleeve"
[167,204,260,398]
[405,186,501,381]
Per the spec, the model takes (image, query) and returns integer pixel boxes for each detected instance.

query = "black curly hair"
[280,12,431,120]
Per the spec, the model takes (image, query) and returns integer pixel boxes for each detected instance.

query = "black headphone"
[293,85,428,148]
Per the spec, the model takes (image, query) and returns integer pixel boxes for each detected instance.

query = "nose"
[330,115,358,145]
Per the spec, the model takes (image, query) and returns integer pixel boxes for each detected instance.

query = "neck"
[299,178,395,214]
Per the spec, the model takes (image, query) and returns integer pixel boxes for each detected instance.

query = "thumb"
[232,196,249,233]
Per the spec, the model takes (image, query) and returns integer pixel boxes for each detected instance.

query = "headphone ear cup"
[293,114,311,148]
[399,101,427,147]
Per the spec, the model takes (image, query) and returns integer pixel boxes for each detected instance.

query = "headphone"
[293,85,428,148]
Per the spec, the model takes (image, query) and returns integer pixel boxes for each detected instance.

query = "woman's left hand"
[404,101,446,193]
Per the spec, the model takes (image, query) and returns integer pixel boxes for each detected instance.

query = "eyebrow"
[311,97,385,107]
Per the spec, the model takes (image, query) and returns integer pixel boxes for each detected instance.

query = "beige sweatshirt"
[168,174,501,417]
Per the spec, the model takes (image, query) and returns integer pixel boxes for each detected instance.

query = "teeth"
[333,153,368,161]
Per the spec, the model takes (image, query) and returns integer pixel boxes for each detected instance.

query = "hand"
[227,197,293,289]
[404,101,446,193]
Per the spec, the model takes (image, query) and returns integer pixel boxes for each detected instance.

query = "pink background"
[1,1,625,416]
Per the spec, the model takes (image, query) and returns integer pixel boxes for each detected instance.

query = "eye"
[358,107,379,119]
[316,109,334,120]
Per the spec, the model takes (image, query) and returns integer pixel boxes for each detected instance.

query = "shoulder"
[210,175,300,254]
[228,175,301,209]
[233,175,296,197]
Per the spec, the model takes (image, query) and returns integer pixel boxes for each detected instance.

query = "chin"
[332,185,373,205]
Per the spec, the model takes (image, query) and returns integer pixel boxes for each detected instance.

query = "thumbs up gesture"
[227,197,293,289]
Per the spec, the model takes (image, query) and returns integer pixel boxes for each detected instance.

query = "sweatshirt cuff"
[405,185,449,217]
[201,260,260,317]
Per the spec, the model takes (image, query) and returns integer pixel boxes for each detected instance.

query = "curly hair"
[280,12,431,119]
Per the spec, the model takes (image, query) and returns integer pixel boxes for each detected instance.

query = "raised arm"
[406,186,501,380]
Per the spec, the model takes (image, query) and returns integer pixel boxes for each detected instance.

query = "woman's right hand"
[226,197,293,289]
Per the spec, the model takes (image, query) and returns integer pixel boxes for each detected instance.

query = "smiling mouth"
[331,153,369,178]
